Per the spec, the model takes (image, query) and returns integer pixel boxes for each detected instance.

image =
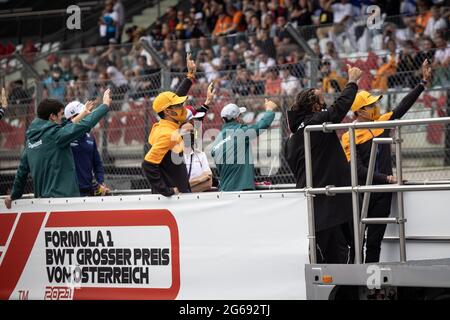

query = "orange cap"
[351,91,382,112]
[153,91,188,113]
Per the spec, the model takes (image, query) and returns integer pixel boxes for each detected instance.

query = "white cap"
[64,101,85,119]
[220,103,246,120]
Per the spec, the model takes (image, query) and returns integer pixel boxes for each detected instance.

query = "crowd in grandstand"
[1,0,448,114]
[20,0,445,108]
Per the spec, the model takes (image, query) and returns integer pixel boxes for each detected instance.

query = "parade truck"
[0,117,450,300]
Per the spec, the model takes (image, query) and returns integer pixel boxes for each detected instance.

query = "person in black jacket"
[285,65,363,264]
[341,59,432,263]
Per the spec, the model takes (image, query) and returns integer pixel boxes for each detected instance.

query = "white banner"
[0,191,309,300]
[2,189,448,300]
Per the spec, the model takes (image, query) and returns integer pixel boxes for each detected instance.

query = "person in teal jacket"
[4,89,112,209]
[211,99,277,191]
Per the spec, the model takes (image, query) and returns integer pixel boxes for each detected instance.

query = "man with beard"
[284,65,362,264]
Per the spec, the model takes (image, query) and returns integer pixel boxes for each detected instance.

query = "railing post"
[349,126,362,264]
[395,126,407,263]
[304,128,317,264]
[359,140,377,251]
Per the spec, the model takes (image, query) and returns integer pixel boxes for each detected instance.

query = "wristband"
[420,79,428,87]
[187,72,195,80]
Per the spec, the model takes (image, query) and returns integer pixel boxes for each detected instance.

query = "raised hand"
[422,59,432,83]
[205,81,216,105]
[347,64,363,83]
[1,87,7,108]
[98,184,110,196]
[103,88,112,106]
[264,98,278,111]
[84,99,96,113]
[186,52,197,76]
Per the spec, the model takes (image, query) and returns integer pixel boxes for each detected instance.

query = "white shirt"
[200,62,219,83]
[434,46,450,64]
[395,28,415,43]
[331,3,353,24]
[258,57,275,74]
[281,75,301,95]
[99,11,118,36]
[113,1,125,26]
[184,150,211,180]
[106,66,128,87]
[424,17,447,38]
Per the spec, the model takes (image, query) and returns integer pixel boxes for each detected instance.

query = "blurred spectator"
[165,6,178,32]
[280,65,301,95]
[59,55,74,82]
[396,17,418,43]
[184,17,205,39]
[273,15,288,47]
[99,0,119,45]
[170,51,188,89]
[322,41,343,73]
[189,0,203,14]
[247,14,261,33]
[316,0,334,40]
[213,4,233,36]
[372,38,398,90]
[106,65,129,109]
[261,14,277,38]
[83,47,100,80]
[265,67,282,95]
[125,25,139,44]
[400,0,416,15]
[290,0,313,26]
[388,40,419,88]
[203,0,220,32]
[329,0,356,51]
[100,43,124,69]
[113,0,125,43]
[321,60,347,93]
[160,38,175,61]
[222,3,246,35]
[21,40,38,64]
[198,50,219,83]
[233,65,255,96]
[257,52,276,75]
[255,29,276,59]
[415,0,432,36]
[424,5,447,39]
[268,0,287,19]
[43,65,66,102]
[432,34,450,86]
[133,55,161,98]
[7,80,32,120]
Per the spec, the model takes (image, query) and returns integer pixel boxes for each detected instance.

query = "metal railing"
[304,117,450,264]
